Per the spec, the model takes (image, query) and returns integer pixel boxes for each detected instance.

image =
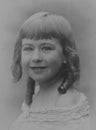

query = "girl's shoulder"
[56,88,86,108]
[21,88,89,113]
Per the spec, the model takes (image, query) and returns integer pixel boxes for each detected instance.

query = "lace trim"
[10,93,90,130]
[21,93,88,112]
[20,93,90,123]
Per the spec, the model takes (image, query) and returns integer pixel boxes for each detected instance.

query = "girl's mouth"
[30,66,47,73]
[31,66,47,69]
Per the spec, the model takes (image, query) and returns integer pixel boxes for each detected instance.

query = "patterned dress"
[10,93,90,130]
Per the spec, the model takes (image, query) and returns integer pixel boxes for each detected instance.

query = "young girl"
[10,12,90,130]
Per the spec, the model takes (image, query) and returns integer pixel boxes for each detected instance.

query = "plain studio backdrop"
[0,0,96,129]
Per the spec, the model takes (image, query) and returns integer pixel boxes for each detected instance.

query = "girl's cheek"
[22,58,29,64]
[21,59,30,75]
[21,59,30,74]
[21,54,31,64]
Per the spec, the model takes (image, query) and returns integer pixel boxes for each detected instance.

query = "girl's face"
[21,38,65,83]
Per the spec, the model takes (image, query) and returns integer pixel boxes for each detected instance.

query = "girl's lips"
[30,67,47,69]
[30,66,47,73]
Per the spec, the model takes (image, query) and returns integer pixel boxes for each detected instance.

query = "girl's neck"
[38,73,63,94]
[32,72,64,108]
[38,65,66,94]
[32,77,63,108]
[33,77,63,108]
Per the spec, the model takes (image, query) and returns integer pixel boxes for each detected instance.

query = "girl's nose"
[31,49,42,63]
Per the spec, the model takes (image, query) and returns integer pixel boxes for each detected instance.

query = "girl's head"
[11,12,80,105]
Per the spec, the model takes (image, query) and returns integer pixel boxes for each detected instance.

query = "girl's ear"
[63,60,67,64]
[62,55,66,64]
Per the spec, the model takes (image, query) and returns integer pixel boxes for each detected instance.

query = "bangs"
[20,25,61,40]
[20,12,72,41]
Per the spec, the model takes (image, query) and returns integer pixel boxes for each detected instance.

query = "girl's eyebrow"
[40,42,55,46]
[22,41,56,47]
[22,43,33,47]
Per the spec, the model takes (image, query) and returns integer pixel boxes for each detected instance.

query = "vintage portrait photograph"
[0,0,96,130]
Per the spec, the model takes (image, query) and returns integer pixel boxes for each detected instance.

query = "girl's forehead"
[22,38,60,45]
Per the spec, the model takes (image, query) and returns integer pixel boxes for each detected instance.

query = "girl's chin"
[28,70,59,83]
[28,71,51,82]
[29,75,53,83]
[29,75,47,82]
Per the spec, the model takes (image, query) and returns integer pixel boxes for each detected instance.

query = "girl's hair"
[11,12,80,106]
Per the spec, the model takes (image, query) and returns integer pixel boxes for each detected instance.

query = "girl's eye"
[23,47,33,51]
[42,47,53,51]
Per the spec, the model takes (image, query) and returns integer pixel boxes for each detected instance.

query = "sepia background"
[0,0,96,129]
